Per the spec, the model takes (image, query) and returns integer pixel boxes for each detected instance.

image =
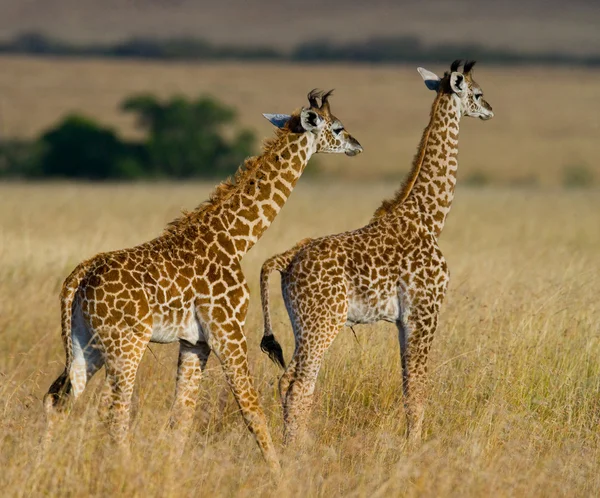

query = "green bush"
[463,170,491,187]
[562,164,594,188]
[0,140,43,177]
[0,93,257,180]
[38,115,142,179]
[122,94,255,178]
[509,174,539,188]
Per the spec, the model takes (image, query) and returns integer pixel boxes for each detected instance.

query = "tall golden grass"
[1,181,599,496]
[0,56,598,185]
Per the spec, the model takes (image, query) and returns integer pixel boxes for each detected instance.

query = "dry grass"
[1,56,599,186]
[1,181,599,496]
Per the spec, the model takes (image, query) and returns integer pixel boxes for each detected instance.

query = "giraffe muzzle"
[345,141,363,156]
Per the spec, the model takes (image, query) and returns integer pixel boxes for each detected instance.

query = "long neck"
[374,92,460,238]
[206,131,315,258]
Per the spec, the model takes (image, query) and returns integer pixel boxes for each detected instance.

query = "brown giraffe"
[43,90,363,471]
[260,61,494,447]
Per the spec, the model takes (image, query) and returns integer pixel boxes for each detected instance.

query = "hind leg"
[168,341,211,438]
[279,355,298,403]
[397,292,446,449]
[279,271,348,446]
[97,375,112,424]
[101,330,150,447]
[282,322,342,447]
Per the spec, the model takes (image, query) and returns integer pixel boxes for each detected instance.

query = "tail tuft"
[260,242,311,372]
[44,370,72,410]
[261,335,286,369]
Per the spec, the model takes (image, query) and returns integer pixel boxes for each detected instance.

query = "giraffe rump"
[44,257,98,410]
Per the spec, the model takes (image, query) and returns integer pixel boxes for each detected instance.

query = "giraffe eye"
[333,126,344,135]
[475,94,482,100]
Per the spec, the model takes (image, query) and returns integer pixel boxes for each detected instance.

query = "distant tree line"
[1,32,599,66]
[0,94,256,179]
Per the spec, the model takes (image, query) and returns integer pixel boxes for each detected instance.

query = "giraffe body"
[44,90,362,470]
[260,61,494,446]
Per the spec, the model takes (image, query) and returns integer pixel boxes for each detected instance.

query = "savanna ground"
[1,182,599,497]
[0,58,599,496]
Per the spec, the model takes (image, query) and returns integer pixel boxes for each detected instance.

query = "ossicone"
[306,88,335,113]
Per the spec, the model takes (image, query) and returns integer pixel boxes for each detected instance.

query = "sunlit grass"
[0,182,599,496]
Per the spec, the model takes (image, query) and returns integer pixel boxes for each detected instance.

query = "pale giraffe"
[260,61,494,446]
[43,90,363,471]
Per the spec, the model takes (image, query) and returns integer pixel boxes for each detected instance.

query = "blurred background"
[0,0,598,186]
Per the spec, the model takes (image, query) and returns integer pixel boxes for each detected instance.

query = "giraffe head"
[417,60,494,120]
[263,89,363,156]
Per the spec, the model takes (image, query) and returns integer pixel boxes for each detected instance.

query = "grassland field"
[0,57,599,497]
[0,56,599,186]
[1,180,599,497]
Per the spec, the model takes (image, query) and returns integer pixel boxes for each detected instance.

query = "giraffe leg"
[97,374,112,424]
[102,334,149,448]
[168,341,211,438]
[208,324,280,473]
[397,299,443,450]
[282,324,341,447]
[278,355,298,403]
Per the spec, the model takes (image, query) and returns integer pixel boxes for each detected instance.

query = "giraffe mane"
[163,113,302,236]
[371,91,445,221]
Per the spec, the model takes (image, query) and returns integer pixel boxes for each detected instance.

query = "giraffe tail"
[44,258,96,411]
[260,238,313,370]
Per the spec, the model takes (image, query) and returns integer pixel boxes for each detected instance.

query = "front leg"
[195,269,280,474]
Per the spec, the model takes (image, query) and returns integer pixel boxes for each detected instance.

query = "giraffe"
[260,60,494,447]
[43,89,363,471]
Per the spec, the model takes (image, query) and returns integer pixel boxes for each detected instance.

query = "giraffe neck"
[223,132,316,257]
[166,129,316,259]
[373,91,461,238]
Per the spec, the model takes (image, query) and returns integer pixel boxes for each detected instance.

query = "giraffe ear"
[300,109,323,132]
[263,113,292,129]
[417,67,441,91]
[449,72,466,96]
